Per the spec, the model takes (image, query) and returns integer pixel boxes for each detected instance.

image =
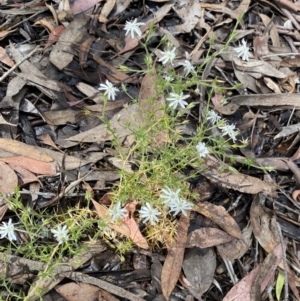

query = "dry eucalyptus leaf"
[187,227,233,248]
[217,223,252,261]
[250,195,280,253]
[161,212,190,300]
[182,247,216,299]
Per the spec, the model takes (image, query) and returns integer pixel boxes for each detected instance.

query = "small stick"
[0,45,41,83]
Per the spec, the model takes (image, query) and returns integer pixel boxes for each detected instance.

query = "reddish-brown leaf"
[187,227,233,248]
[194,202,243,240]
[1,156,57,175]
[161,212,190,300]
[92,199,148,249]
[0,138,53,162]
[0,161,18,195]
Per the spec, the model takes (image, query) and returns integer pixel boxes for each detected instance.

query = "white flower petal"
[206,110,221,125]
[51,224,69,244]
[98,80,119,100]
[234,39,250,61]
[0,218,17,242]
[196,142,209,158]
[109,201,128,222]
[124,19,145,38]
[158,47,177,65]
[166,92,189,109]
[139,202,161,225]
[219,124,238,142]
[178,60,195,76]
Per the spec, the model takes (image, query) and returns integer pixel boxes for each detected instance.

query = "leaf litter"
[0,0,300,300]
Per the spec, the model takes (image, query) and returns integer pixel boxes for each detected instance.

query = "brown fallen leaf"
[279,55,300,68]
[194,202,242,240]
[55,283,101,301]
[223,242,284,301]
[187,227,233,248]
[217,222,252,261]
[182,247,216,299]
[230,93,300,109]
[251,243,285,301]
[202,156,277,197]
[44,25,65,49]
[98,0,115,22]
[0,46,14,67]
[0,138,53,163]
[71,0,103,14]
[161,212,190,300]
[0,161,18,195]
[8,164,41,186]
[123,217,149,250]
[1,156,57,175]
[250,194,280,253]
[92,199,149,249]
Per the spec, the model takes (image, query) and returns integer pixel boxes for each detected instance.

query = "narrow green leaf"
[276,272,285,300]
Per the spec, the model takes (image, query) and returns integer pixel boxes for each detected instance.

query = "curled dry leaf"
[202,156,277,197]
[194,202,242,240]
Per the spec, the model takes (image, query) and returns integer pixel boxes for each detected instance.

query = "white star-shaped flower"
[178,60,195,76]
[164,75,174,82]
[196,142,209,158]
[169,198,193,217]
[166,92,189,110]
[139,202,161,225]
[109,201,128,222]
[234,39,250,61]
[206,110,221,125]
[158,47,177,65]
[160,187,181,207]
[51,224,69,245]
[98,80,119,101]
[219,124,238,142]
[0,218,17,242]
[124,18,145,38]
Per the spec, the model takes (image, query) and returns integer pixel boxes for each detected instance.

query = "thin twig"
[0,45,41,83]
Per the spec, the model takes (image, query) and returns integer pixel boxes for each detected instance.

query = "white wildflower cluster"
[160,187,193,217]
[234,38,250,61]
